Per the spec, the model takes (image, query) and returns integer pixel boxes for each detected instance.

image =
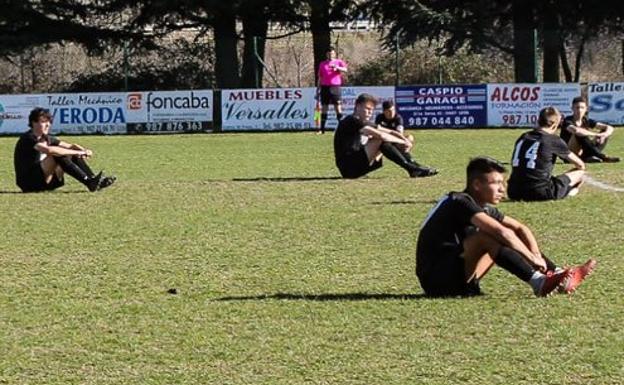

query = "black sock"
[494,246,535,282]
[577,136,606,159]
[72,155,95,178]
[55,156,90,185]
[541,253,557,272]
[320,113,328,133]
[380,142,418,172]
[336,113,343,121]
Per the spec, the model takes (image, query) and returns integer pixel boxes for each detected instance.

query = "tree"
[363,0,624,83]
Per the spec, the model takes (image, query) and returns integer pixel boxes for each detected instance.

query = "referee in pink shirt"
[316,46,348,134]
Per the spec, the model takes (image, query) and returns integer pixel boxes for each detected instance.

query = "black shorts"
[337,148,382,179]
[417,247,481,297]
[17,165,64,193]
[508,175,573,201]
[320,86,342,105]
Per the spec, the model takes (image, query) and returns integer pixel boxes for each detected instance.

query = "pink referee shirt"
[318,59,347,86]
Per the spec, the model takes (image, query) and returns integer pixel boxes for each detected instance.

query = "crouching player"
[416,156,595,297]
[14,107,116,193]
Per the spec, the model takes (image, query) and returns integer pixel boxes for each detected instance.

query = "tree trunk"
[310,0,331,85]
[241,14,268,88]
[512,0,537,82]
[213,10,240,89]
[560,39,573,82]
[542,3,560,82]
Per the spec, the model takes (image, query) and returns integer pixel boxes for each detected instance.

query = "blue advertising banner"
[395,85,487,128]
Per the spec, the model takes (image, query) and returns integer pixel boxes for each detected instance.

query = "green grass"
[1,129,623,385]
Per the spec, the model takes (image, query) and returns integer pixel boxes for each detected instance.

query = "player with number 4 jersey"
[508,107,585,201]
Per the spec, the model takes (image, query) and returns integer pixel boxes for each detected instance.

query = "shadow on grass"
[0,190,87,194]
[369,199,438,205]
[213,292,428,302]
[232,176,343,182]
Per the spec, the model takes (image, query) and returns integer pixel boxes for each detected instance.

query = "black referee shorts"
[320,86,342,105]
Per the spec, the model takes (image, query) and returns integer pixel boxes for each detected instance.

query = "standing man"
[507,107,585,201]
[334,93,436,178]
[14,107,116,193]
[317,46,347,134]
[416,156,596,297]
[375,100,437,175]
[560,96,620,163]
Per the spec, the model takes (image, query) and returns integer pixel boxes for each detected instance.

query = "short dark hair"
[537,106,560,127]
[28,107,53,128]
[382,100,394,110]
[572,96,587,105]
[466,156,506,184]
[327,46,335,52]
[355,93,378,106]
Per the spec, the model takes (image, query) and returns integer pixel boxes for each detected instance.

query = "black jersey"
[375,113,403,131]
[560,115,597,143]
[416,192,504,278]
[14,130,60,183]
[508,129,570,190]
[334,114,369,163]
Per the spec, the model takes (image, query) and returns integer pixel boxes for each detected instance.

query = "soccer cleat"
[98,175,117,190]
[602,155,620,163]
[536,269,571,297]
[409,167,439,178]
[559,259,597,294]
[583,156,602,163]
[86,171,103,192]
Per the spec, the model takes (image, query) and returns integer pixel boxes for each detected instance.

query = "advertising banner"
[587,82,624,125]
[46,93,127,134]
[221,88,315,131]
[126,90,213,133]
[395,85,487,128]
[323,86,395,130]
[0,94,43,134]
[487,83,580,127]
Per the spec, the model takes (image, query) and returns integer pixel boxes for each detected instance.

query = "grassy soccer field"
[1,129,623,385]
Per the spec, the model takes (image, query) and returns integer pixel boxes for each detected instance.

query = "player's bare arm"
[563,151,585,170]
[361,126,408,146]
[471,212,547,271]
[501,216,541,258]
[34,142,88,157]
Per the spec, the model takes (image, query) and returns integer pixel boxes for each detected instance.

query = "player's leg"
[555,169,584,198]
[53,155,101,192]
[40,156,60,184]
[332,86,343,122]
[462,231,569,296]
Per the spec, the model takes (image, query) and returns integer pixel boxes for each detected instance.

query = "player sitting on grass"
[560,96,620,163]
[374,100,437,176]
[333,93,437,178]
[14,107,116,193]
[507,106,585,201]
[416,156,595,297]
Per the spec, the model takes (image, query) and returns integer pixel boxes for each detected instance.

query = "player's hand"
[533,254,547,272]
[82,149,93,158]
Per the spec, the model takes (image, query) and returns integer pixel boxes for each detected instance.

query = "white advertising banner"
[324,86,395,130]
[46,93,127,134]
[487,83,581,127]
[221,88,315,131]
[0,94,44,134]
[125,90,213,133]
[587,82,624,125]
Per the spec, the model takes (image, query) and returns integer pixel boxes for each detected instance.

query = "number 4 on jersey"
[512,140,540,169]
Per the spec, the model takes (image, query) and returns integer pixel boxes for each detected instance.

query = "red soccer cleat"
[559,259,597,294]
[537,269,571,297]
